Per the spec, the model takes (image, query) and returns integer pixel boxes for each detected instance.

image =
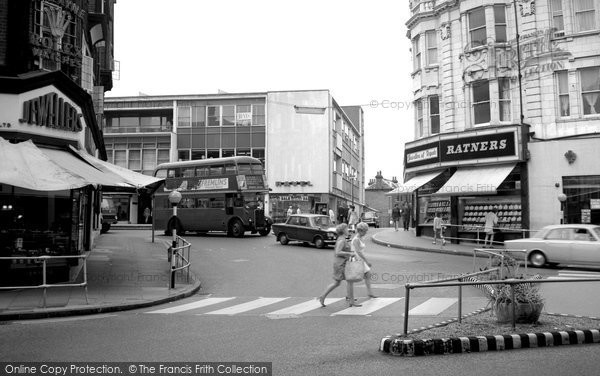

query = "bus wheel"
[230,219,245,238]
[259,225,271,236]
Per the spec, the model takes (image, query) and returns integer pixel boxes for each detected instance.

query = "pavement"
[0,226,201,321]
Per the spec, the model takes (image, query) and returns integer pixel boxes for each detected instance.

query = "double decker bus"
[153,156,272,237]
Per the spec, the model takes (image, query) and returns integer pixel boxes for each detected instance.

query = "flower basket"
[493,301,544,324]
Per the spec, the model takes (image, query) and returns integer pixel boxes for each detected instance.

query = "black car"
[272,214,337,249]
[360,211,380,228]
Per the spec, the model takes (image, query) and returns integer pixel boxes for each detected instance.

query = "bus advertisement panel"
[153,157,271,237]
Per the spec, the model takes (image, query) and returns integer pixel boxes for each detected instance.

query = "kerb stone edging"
[380,329,600,357]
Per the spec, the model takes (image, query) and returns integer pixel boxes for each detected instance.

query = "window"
[472,81,491,124]
[222,105,235,126]
[425,30,438,65]
[252,104,265,126]
[237,148,251,156]
[237,105,252,126]
[191,149,206,160]
[581,67,600,115]
[177,106,191,127]
[178,150,190,161]
[142,149,156,171]
[207,106,220,126]
[494,5,507,43]
[498,78,511,121]
[157,150,170,165]
[207,149,220,158]
[106,150,113,164]
[192,106,206,127]
[573,0,596,32]
[412,35,421,71]
[468,8,487,47]
[545,228,572,240]
[429,96,440,134]
[182,167,195,178]
[222,149,235,157]
[550,0,564,32]
[416,99,423,137]
[557,71,570,116]
[574,228,596,241]
[114,150,127,168]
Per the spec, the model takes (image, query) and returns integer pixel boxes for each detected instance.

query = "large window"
[413,35,421,71]
[581,67,600,115]
[573,0,597,32]
[177,106,191,127]
[494,5,507,43]
[429,96,440,134]
[416,99,423,137]
[498,78,511,121]
[237,105,252,126]
[222,105,236,126]
[425,30,438,65]
[128,150,141,170]
[556,71,570,116]
[252,104,265,126]
[550,0,565,32]
[114,150,127,168]
[207,106,220,126]
[192,106,206,127]
[472,81,491,125]
[142,149,156,172]
[468,8,487,47]
[563,175,600,224]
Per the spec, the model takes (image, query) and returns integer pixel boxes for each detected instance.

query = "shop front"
[269,193,329,223]
[404,125,526,244]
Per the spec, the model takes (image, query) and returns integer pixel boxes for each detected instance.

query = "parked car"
[272,214,338,249]
[505,224,600,267]
[360,211,380,228]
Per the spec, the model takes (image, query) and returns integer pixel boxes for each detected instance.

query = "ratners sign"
[405,128,519,171]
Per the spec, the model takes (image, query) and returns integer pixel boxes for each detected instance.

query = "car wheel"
[229,219,245,238]
[259,225,271,236]
[528,251,547,268]
[279,233,289,245]
[314,236,325,249]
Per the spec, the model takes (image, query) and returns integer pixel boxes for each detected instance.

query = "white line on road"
[204,297,289,315]
[146,297,235,314]
[331,298,403,316]
[408,298,457,316]
[264,298,344,317]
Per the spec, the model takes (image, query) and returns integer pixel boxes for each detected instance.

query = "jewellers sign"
[405,129,519,171]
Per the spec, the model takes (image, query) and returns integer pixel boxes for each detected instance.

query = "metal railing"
[0,255,88,308]
[431,223,540,246]
[167,235,192,289]
[472,248,528,279]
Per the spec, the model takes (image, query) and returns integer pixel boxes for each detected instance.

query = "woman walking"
[318,223,361,307]
[352,222,376,299]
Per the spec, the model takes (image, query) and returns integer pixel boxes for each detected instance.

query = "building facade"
[103,90,365,224]
[0,0,118,284]
[365,171,399,227]
[404,0,600,242]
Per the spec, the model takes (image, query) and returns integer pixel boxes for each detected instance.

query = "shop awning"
[433,164,516,195]
[385,170,444,195]
[0,138,91,191]
[69,146,164,191]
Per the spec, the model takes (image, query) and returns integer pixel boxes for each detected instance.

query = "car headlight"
[327,232,336,239]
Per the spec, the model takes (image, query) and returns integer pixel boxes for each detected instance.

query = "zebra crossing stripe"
[204,297,289,315]
[146,297,236,314]
[331,298,402,316]
[408,298,457,316]
[265,298,344,316]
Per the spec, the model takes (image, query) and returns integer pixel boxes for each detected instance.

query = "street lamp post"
[168,190,182,288]
[558,193,567,224]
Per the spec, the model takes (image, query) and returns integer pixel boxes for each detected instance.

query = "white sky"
[106,0,415,183]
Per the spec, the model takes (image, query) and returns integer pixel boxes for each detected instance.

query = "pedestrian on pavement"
[348,205,358,232]
[296,207,301,214]
[287,206,293,218]
[318,223,361,308]
[402,202,410,231]
[432,212,445,245]
[392,204,401,231]
[352,222,376,299]
[484,207,499,248]
[328,208,336,224]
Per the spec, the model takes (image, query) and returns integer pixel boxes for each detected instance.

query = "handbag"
[344,256,365,282]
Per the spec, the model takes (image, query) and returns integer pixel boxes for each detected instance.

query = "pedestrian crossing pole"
[168,190,182,289]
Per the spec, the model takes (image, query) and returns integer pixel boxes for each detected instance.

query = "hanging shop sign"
[404,126,521,172]
[590,199,600,210]
[19,92,83,132]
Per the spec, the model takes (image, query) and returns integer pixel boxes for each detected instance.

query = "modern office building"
[403,0,600,242]
[103,90,365,224]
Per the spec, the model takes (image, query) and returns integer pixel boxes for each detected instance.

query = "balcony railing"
[410,0,435,16]
[104,125,172,134]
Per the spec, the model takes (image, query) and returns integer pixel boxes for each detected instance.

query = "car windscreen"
[363,212,376,218]
[593,227,600,239]
[312,216,332,227]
